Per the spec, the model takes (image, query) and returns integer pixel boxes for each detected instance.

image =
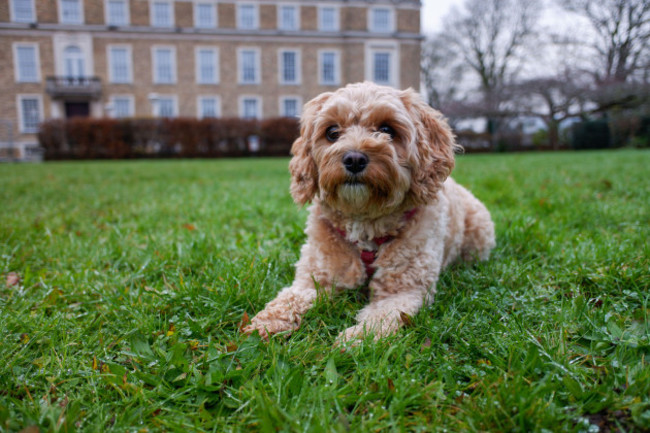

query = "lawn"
[1,150,649,432]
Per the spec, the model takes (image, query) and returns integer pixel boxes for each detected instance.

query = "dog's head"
[289,82,460,217]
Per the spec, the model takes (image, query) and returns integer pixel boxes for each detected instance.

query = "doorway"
[65,102,90,118]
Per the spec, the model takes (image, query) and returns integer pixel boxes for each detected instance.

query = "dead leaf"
[18,426,40,433]
[20,333,30,344]
[422,337,432,349]
[238,312,251,332]
[387,378,395,392]
[226,342,238,352]
[399,311,415,328]
[166,323,175,337]
[92,356,99,370]
[6,272,20,287]
[183,223,196,231]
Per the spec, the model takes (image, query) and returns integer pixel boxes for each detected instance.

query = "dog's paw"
[241,314,301,340]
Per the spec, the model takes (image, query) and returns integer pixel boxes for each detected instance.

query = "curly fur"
[243,82,496,342]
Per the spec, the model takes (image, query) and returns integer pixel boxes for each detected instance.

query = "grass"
[0,150,649,432]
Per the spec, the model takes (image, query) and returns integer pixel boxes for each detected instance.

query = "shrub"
[38,117,300,160]
[571,120,611,150]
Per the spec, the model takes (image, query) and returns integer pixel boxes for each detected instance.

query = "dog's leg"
[338,287,430,342]
[243,281,319,340]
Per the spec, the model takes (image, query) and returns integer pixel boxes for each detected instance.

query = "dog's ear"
[401,89,461,205]
[289,92,332,205]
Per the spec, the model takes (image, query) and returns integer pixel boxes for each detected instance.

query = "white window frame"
[13,43,41,83]
[107,44,133,83]
[237,47,260,85]
[236,3,258,30]
[279,95,302,118]
[197,95,221,118]
[58,0,84,24]
[277,4,299,31]
[278,48,301,85]
[153,94,178,117]
[150,0,174,28]
[318,49,340,86]
[105,0,130,26]
[318,5,339,32]
[195,46,220,84]
[152,46,177,84]
[10,0,36,23]
[365,43,399,87]
[368,6,395,33]
[239,95,262,119]
[194,2,217,29]
[110,94,135,118]
[17,94,43,134]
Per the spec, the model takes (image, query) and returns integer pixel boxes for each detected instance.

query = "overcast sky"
[421,0,464,34]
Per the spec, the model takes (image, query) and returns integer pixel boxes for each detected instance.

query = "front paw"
[242,311,301,340]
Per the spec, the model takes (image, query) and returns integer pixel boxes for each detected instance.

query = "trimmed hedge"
[38,117,300,160]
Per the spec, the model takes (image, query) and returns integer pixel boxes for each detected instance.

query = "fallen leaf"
[20,333,30,344]
[238,312,251,331]
[18,426,40,433]
[399,311,415,327]
[183,223,196,231]
[166,323,175,337]
[226,342,238,352]
[387,378,395,392]
[92,356,98,370]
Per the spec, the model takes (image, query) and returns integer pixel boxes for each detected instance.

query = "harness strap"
[333,208,418,280]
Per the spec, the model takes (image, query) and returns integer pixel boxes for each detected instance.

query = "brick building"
[0,0,422,159]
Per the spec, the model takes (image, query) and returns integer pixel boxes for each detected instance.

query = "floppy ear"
[401,89,461,205]
[288,92,332,205]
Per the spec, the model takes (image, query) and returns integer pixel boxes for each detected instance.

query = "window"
[279,50,300,85]
[14,44,40,82]
[151,1,173,27]
[106,0,129,26]
[366,45,398,87]
[240,97,261,119]
[194,2,216,28]
[18,95,42,133]
[319,50,339,85]
[59,0,83,24]
[154,95,177,117]
[108,46,132,83]
[11,0,35,22]
[238,48,259,84]
[373,52,390,84]
[196,48,219,84]
[370,7,393,33]
[111,96,134,118]
[278,5,298,31]
[237,4,257,29]
[280,97,300,117]
[153,47,176,84]
[318,6,338,31]
[63,45,85,77]
[198,96,220,118]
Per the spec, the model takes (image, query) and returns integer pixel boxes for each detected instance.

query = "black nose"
[343,151,369,174]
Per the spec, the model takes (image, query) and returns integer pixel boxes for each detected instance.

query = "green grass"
[1,150,649,432]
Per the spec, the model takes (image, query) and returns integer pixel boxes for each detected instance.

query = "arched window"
[63,45,85,78]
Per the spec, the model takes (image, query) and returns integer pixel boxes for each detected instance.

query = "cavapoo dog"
[243,82,495,342]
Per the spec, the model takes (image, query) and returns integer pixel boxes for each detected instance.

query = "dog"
[243,82,495,342]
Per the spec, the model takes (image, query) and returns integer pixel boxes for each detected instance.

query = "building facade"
[0,0,422,158]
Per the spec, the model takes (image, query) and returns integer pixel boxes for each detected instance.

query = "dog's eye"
[325,125,341,143]
[378,124,396,139]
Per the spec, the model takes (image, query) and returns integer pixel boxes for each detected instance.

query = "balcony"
[46,76,102,99]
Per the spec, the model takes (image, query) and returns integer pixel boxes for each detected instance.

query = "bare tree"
[560,0,650,84]
[440,0,543,144]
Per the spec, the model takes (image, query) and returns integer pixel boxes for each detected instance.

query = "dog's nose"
[343,151,369,174]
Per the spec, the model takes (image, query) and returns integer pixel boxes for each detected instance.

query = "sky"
[421,0,464,34]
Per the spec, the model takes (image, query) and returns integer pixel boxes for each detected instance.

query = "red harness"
[333,208,418,280]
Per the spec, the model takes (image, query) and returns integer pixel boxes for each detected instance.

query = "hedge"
[38,117,300,160]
